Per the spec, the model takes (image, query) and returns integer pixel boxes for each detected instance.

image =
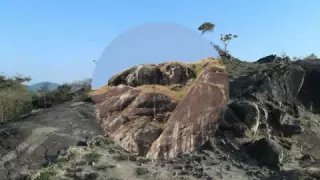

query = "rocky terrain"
[0,102,104,180]
[2,55,320,180]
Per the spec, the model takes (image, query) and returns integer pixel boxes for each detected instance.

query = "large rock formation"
[93,55,320,166]
[93,59,228,159]
[146,65,229,160]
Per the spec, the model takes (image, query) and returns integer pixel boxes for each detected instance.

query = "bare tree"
[220,33,238,53]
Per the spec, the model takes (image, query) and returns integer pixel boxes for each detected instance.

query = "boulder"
[125,64,163,86]
[245,137,284,166]
[255,54,291,64]
[111,116,163,156]
[160,62,196,85]
[107,62,196,87]
[220,107,247,137]
[228,101,260,135]
[93,84,178,156]
[146,63,229,160]
[108,67,138,86]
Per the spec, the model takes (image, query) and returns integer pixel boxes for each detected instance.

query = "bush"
[0,75,32,123]
[31,79,92,109]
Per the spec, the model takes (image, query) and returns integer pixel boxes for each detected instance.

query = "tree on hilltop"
[304,53,318,60]
[198,21,238,57]
[220,33,238,53]
[198,22,215,35]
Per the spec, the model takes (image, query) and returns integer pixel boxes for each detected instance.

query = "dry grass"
[158,58,225,77]
[136,84,190,101]
[89,58,225,101]
[149,120,166,129]
[0,85,32,123]
[194,58,226,76]
[90,85,110,96]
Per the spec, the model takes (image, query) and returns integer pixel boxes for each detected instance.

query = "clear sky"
[1,0,319,85]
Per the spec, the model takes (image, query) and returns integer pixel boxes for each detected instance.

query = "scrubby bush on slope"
[0,75,33,123]
[32,79,92,109]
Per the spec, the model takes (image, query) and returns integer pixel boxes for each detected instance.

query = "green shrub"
[31,79,92,109]
[0,75,32,123]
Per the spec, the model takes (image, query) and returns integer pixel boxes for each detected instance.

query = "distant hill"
[27,82,60,92]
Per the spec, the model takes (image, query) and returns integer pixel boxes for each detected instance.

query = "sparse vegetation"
[31,79,92,109]
[149,120,166,128]
[137,85,189,101]
[33,165,58,180]
[84,151,102,163]
[303,53,318,60]
[0,75,92,126]
[0,75,33,123]
[90,84,109,96]
[198,21,239,56]
[220,33,238,53]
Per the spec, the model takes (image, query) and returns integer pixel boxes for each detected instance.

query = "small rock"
[135,167,149,176]
[173,165,183,170]
[136,156,150,163]
[205,159,219,166]
[195,167,204,172]
[178,170,189,175]
[129,155,137,161]
[15,174,31,180]
[79,171,98,180]
[280,124,304,137]
[184,164,193,170]
[300,154,315,162]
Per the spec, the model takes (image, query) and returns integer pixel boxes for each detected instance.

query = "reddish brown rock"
[107,62,197,87]
[92,84,178,155]
[111,116,163,156]
[92,59,228,159]
[146,64,229,160]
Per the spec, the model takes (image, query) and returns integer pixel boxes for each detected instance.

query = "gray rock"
[228,101,260,135]
[245,138,283,166]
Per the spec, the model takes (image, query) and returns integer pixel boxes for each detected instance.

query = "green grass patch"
[84,151,102,162]
[33,166,58,180]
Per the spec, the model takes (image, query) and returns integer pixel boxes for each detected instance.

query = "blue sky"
[1,0,319,85]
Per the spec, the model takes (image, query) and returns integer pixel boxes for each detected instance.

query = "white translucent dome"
[92,22,218,89]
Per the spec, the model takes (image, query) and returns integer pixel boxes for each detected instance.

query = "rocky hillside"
[31,56,320,180]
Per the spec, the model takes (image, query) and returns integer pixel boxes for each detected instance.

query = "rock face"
[93,59,228,159]
[94,85,178,156]
[227,101,260,134]
[226,60,319,138]
[146,65,229,160]
[255,54,291,64]
[295,60,320,113]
